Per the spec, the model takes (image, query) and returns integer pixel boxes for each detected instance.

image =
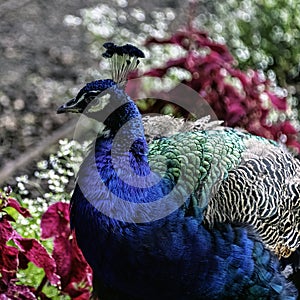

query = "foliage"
[130,27,300,152]
[0,187,92,299]
[194,0,300,87]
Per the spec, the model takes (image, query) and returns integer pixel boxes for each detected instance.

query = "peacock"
[57,42,300,299]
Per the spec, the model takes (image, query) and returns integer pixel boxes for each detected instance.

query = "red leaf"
[70,291,92,300]
[68,236,92,285]
[2,282,37,300]
[144,68,167,78]
[0,217,14,244]
[0,245,19,281]
[60,236,92,297]
[41,202,70,239]
[18,252,30,270]
[227,102,246,124]
[266,91,287,110]
[11,232,60,285]
[52,230,92,293]
[281,121,298,135]
[40,202,92,297]
[6,198,31,218]
[146,32,191,49]
[166,57,187,69]
[193,36,233,63]
[146,30,209,51]
[286,138,300,152]
[52,235,72,286]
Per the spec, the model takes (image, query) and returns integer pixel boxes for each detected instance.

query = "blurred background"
[1,0,300,298]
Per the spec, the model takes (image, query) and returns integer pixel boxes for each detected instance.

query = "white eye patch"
[87,93,112,113]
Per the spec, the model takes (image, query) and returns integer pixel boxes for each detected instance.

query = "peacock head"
[57,42,144,114]
[57,79,117,114]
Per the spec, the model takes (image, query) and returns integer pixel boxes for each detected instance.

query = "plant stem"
[36,275,48,296]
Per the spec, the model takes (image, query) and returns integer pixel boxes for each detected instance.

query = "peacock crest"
[102,42,145,84]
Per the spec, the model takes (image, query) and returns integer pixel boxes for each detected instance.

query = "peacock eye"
[69,98,77,105]
[82,92,99,104]
[86,93,111,113]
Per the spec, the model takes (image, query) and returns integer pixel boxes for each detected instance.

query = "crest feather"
[102,42,145,83]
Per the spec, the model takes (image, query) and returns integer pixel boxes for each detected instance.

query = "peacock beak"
[57,98,83,114]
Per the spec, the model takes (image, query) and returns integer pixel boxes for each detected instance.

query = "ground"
[0,0,100,182]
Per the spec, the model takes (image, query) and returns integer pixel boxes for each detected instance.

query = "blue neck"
[103,99,142,134]
[102,96,150,174]
[75,88,177,225]
[90,92,174,205]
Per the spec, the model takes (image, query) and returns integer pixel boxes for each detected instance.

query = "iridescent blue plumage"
[82,79,116,93]
[69,97,297,298]
[57,43,299,299]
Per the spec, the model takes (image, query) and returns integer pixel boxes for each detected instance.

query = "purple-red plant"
[41,202,92,299]
[130,28,300,152]
[0,188,92,299]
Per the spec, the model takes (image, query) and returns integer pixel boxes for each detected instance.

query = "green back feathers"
[148,127,300,257]
[148,128,250,209]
